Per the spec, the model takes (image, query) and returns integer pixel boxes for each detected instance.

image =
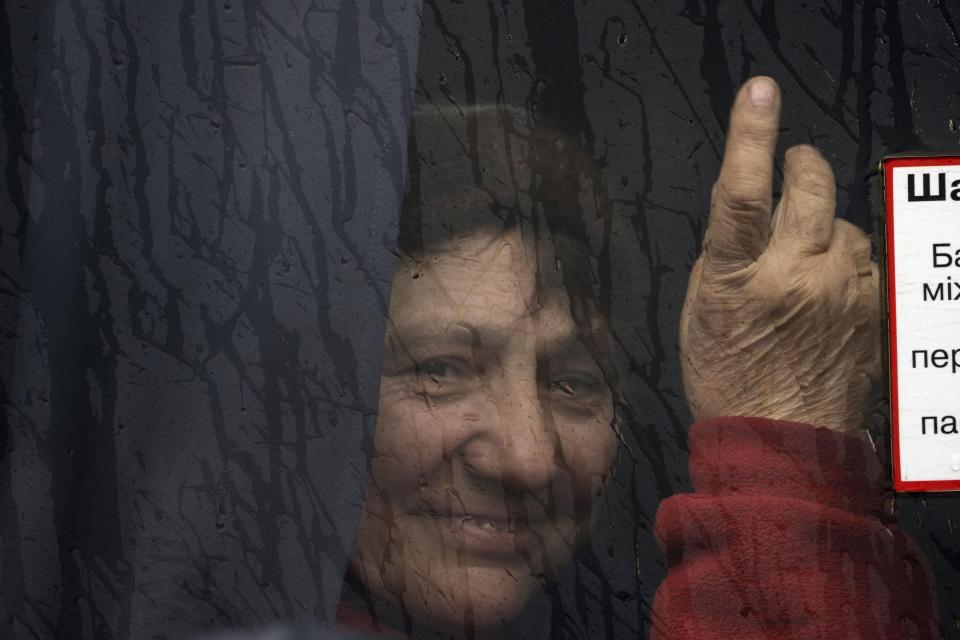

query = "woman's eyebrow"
[388,322,478,351]
[389,321,523,352]
[538,334,594,363]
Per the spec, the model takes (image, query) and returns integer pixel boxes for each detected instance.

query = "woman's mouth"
[417,512,535,557]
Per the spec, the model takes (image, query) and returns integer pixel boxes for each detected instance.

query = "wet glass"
[2,2,960,639]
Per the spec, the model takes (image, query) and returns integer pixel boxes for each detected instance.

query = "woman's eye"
[407,357,478,399]
[418,359,455,380]
[411,358,476,395]
[549,373,601,397]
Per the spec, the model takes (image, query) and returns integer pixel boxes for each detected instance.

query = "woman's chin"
[399,565,540,636]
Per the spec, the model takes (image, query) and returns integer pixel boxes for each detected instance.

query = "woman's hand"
[680,76,881,433]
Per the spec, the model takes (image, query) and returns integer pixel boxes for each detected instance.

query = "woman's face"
[349,229,617,635]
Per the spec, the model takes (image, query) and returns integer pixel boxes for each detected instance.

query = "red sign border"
[885,155,960,492]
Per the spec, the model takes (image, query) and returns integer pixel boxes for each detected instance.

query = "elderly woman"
[338,99,619,637]
[337,78,939,639]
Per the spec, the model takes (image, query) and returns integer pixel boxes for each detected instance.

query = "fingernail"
[749,77,775,109]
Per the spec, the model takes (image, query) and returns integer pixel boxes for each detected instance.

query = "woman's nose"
[459,368,561,493]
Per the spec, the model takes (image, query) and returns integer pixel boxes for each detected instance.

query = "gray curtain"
[1,1,419,637]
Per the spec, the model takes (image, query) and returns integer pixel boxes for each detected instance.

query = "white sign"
[886,156,960,491]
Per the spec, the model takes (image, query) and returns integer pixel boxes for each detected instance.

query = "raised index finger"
[705,76,781,271]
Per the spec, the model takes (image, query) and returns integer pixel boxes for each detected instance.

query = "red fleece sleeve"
[650,417,940,640]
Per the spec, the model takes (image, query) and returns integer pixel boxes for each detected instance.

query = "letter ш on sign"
[908,173,948,202]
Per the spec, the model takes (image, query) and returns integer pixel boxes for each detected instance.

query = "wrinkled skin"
[350,230,616,637]
[680,77,881,433]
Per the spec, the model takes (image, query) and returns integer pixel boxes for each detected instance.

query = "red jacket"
[652,416,939,639]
